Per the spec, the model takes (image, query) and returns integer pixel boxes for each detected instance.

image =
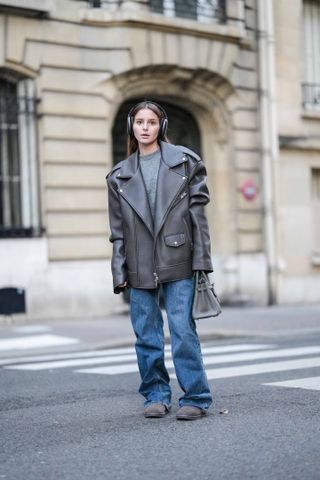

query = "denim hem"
[179,401,212,411]
[144,400,171,411]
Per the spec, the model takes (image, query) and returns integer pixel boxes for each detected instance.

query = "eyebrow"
[134,116,158,121]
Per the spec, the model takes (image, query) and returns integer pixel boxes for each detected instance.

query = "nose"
[142,121,148,130]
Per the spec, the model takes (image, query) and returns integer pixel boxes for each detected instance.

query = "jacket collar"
[161,141,189,168]
[117,141,188,179]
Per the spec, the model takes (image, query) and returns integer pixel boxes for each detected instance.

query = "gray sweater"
[139,149,161,218]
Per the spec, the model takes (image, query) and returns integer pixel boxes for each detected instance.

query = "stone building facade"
[0,0,319,319]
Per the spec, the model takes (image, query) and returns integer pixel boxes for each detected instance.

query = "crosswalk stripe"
[263,376,320,391]
[2,343,275,370]
[175,357,320,381]
[12,325,52,334]
[77,363,139,375]
[4,353,138,370]
[203,346,320,364]
[0,343,274,367]
[75,346,320,376]
[0,334,79,351]
[201,344,275,355]
[0,347,138,366]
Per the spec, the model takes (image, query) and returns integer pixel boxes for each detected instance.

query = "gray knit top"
[139,149,161,218]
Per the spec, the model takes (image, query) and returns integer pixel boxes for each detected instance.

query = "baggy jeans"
[130,275,213,410]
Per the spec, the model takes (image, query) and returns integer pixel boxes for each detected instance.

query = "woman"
[106,100,213,420]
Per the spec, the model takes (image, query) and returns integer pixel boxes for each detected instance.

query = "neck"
[138,141,159,156]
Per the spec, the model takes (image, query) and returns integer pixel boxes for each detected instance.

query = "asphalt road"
[1,334,320,480]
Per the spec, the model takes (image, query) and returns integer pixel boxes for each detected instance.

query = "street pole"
[257,0,280,305]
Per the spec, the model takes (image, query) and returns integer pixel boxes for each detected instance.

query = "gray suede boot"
[144,403,169,418]
[176,406,208,421]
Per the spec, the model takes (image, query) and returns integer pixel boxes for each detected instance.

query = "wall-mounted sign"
[241,179,258,201]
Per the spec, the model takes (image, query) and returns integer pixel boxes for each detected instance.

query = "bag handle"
[195,271,219,298]
[196,270,210,284]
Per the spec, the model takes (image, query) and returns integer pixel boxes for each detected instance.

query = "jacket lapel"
[153,142,189,238]
[116,142,188,238]
[116,151,154,236]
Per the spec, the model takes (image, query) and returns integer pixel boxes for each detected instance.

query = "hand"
[117,279,128,289]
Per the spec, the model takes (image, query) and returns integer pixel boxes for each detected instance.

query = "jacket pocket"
[164,233,185,247]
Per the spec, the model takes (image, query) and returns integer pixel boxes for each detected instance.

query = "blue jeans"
[130,276,213,411]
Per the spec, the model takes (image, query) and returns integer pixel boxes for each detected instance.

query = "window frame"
[311,168,320,265]
[302,0,320,110]
[0,72,41,238]
[150,0,226,23]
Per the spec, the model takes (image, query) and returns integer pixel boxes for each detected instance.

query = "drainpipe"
[257,0,279,305]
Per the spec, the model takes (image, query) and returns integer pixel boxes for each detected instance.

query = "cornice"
[80,9,250,46]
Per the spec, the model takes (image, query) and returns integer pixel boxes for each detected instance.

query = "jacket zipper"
[133,216,139,284]
[153,174,188,287]
[153,227,159,286]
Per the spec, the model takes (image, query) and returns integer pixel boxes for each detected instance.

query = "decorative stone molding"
[0,0,53,15]
[80,6,247,45]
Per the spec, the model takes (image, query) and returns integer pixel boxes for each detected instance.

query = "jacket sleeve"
[188,159,213,273]
[106,175,128,294]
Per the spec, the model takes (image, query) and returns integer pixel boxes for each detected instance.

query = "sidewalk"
[1,304,320,359]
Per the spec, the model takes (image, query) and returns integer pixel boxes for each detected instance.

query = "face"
[132,108,160,150]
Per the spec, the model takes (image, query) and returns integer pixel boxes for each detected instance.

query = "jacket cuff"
[192,261,213,273]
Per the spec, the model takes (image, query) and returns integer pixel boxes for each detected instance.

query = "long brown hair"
[127,101,169,156]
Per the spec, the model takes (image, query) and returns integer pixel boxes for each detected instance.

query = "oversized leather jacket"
[106,141,213,294]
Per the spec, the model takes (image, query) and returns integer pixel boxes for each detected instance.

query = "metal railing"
[302,83,320,110]
[82,0,226,23]
[149,0,226,23]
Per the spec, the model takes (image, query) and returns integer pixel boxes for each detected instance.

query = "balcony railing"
[84,0,226,24]
[302,83,320,110]
[150,0,225,23]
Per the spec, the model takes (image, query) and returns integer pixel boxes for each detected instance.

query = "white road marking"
[12,325,52,334]
[202,346,320,364]
[0,334,79,351]
[263,376,320,391]
[75,346,320,376]
[3,336,320,392]
[4,353,138,370]
[178,357,320,380]
[0,347,138,366]
[3,340,320,392]
[0,344,274,370]
[201,344,275,355]
[77,364,139,375]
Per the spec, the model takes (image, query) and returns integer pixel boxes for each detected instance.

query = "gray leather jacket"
[106,141,213,294]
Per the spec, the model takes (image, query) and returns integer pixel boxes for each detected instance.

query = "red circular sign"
[241,179,258,201]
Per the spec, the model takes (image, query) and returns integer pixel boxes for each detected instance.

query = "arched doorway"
[112,98,201,166]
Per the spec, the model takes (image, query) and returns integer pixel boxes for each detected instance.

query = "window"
[302,0,320,110]
[149,0,226,23]
[311,169,320,263]
[84,0,226,23]
[0,73,40,237]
